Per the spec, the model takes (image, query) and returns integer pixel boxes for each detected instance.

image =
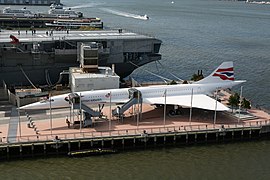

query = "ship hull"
[0,29,162,87]
[0,61,152,86]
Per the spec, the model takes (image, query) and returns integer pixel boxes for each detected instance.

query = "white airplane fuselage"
[20,80,244,110]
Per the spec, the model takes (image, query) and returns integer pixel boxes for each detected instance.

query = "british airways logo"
[213,67,234,81]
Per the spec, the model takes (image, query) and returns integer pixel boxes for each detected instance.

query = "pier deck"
[0,102,269,142]
[0,90,269,160]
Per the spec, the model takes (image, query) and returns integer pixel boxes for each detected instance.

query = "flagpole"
[137,92,140,130]
[72,104,74,124]
[109,91,112,134]
[214,89,218,128]
[238,86,243,124]
[189,88,193,126]
[163,89,167,128]
[69,102,72,125]
[17,95,22,137]
[49,92,52,136]
[79,93,82,133]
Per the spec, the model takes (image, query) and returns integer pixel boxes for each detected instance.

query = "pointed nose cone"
[19,94,70,110]
[19,101,49,110]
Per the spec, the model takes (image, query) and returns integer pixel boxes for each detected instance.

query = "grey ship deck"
[0,29,162,86]
[0,29,155,42]
[0,0,60,6]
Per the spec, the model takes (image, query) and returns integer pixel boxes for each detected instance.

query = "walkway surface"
[7,107,19,143]
[0,89,269,143]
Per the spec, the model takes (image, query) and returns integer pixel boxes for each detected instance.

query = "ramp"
[7,107,19,143]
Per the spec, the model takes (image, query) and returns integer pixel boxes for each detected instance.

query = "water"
[64,0,269,109]
[1,141,270,179]
[1,0,270,178]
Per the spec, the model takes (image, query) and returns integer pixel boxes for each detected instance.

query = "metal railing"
[1,119,270,145]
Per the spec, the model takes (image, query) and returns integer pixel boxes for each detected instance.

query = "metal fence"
[2,119,270,144]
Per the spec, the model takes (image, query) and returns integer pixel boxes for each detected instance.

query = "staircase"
[73,103,100,117]
[112,88,142,117]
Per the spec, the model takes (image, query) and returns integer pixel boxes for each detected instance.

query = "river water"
[1,0,270,179]
[1,141,270,179]
[66,0,270,109]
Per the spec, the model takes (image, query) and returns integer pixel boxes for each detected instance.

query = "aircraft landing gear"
[169,106,182,116]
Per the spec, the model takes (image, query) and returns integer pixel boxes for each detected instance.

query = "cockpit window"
[64,97,69,102]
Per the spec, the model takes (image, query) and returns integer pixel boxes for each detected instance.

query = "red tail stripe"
[213,73,234,81]
[216,67,233,72]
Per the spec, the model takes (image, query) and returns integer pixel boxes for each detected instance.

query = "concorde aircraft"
[20,62,245,111]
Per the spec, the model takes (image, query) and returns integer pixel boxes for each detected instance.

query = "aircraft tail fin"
[195,62,235,84]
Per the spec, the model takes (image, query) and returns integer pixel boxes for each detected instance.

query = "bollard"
[111,139,114,146]
[78,141,81,150]
[91,140,93,147]
[122,139,125,149]
[31,144,34,157]
[68,141,71,152]
[7,146,9,160]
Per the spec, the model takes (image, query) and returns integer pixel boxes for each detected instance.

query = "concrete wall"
[8,90,40,106]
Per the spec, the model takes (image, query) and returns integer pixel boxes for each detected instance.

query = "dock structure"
[0,0,60,6]
[0,97,270,160]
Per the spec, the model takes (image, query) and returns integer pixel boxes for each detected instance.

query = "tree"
[227,93,240,111]
[169,80,177,85]
[191,70,204,81]
[191,73,204,81]
[241,98,251,110]
[182,80,188,84]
